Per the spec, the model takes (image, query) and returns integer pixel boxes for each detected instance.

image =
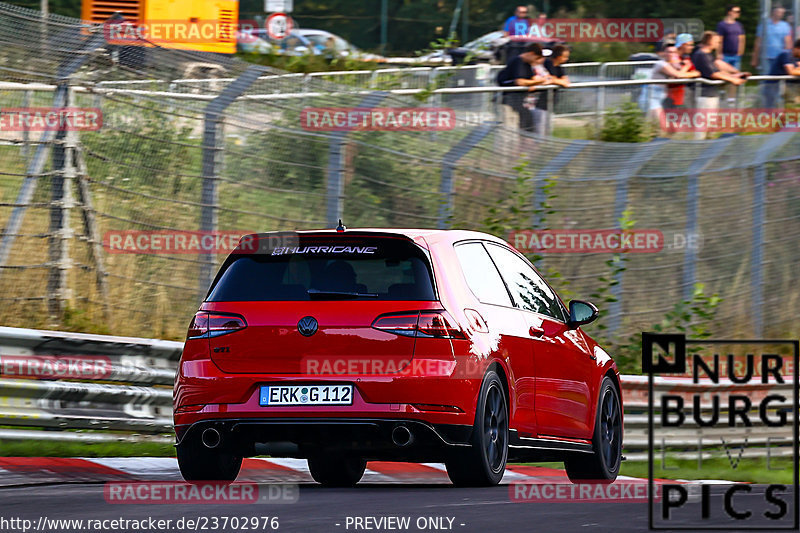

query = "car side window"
[485,244,565,321]
[454,242,513,307]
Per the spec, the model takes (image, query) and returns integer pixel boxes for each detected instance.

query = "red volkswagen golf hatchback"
[174,229,622,486]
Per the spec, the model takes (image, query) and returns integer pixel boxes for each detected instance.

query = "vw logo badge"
[297,316,318,337]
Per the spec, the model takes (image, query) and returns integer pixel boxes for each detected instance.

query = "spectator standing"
[497,43,551,133]
[656,31,678,53]
[663,34,697,111]
[763,39,800,107]
[643,42,700,122]
[752,6,793,71]
[534,45,571,135]
[503,6,533,37]
[692,31,748,138]
[717,5,745,69]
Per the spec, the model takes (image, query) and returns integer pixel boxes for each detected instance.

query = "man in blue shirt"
[763,39,800,107]
[752,6,792,72]
[503,6,533,37]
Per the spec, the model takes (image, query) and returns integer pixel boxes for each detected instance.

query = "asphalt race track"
[0,459,794,533]
[1,483,793,533]
[0,483,644,532]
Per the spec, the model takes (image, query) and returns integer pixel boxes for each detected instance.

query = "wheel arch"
[600,368,623,434]
[486,360,511,405]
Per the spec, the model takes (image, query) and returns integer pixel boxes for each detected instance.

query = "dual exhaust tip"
[391,424,413,447]
[201,424,414,449]
[201,427,222,449]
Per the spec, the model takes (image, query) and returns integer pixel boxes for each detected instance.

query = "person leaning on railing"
[533,45,571,132]
[762,39,800,108]
[661,33,700,113]
[496,42,551,133]
[691,30,750,138]
[642,38,700,122]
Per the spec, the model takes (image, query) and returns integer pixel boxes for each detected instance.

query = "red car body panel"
[174,229,620,455]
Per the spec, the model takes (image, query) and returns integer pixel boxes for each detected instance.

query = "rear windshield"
[207,236,436,302]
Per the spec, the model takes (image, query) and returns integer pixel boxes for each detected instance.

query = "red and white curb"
[0,457,674,487]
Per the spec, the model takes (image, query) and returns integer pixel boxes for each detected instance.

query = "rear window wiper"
[307,289,379,299]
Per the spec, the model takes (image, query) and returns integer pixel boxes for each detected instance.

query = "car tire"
[307,454,366,487]
[176,434,242,483]
[445,370,508,487]
[565,376,622,484]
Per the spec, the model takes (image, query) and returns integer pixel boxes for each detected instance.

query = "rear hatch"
[200,233,440,374]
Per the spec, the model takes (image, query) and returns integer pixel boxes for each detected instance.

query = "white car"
[416,31,508,65]
[295,29,384,62]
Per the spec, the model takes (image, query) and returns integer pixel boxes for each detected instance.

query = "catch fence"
[0,3,795,350]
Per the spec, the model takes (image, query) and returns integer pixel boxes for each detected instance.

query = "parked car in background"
[237,29,321,57]
[295,29,384,62]
[418,31,565,65]
[419,31,508,65]
[237,28,383,62]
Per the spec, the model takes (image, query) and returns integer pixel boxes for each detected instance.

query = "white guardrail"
[0,327,793,459]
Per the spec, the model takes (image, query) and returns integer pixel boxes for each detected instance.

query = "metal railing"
[0,327,792,461]
[88,71,800,136]
[0,327,180,444]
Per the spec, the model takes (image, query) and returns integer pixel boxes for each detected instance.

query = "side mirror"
[567,300,599,329]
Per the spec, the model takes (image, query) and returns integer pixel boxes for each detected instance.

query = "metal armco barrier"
[0,327,793,459]
[0,327,180,443]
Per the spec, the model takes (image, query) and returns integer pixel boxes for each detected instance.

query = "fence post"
[596,63,609,131]
[198,65,269,299]
[595,85,605,131]
[681,136,737,300]
[22,89,31,161]
[437,122,498,229]
[326,91,390,228]
[48,86,77,320]
[607,139,669,336]
[752,164,766,337]
[430,67,441,143]
[748,132,794,336]
[74,145,111,323]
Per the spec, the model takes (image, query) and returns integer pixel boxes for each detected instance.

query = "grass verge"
[621,456,794,484]
[0,439,175,458]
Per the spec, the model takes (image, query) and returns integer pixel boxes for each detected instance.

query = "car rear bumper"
[175,417,473,461]
[175,358,483,431]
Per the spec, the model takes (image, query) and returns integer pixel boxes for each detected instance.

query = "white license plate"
[259,384,353,406]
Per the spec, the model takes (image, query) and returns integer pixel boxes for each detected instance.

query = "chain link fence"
[0,3,797,351]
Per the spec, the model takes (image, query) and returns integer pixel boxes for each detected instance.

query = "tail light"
[372,311,465,339]
[187,312,246,339]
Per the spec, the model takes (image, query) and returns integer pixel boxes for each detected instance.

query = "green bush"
[599,102,651,143]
